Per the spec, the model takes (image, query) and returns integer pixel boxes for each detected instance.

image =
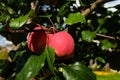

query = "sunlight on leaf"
[94,71,117,76]
[95,71,120,80]
[9,10,31,29]
[100,39,117,50]
[16,48,47,80]
[7,7,15,14]
[65,12,86,25]
[82,30,96,42]
[62,62,96,80]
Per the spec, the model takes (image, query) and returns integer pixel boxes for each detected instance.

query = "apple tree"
[0,0,120,80]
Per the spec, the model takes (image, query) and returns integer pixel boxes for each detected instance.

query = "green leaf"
[0,2,5,7]
[21,41,27,48]
[0,15,10,22]
[0,2,6,10]
[58,1,70,16]
[16,49,47,80]
[65,12,86,25]
[9,13,29,29]
[98,28,108,34]
[98,18,105,26]
[81,30,96,42]
[57,1,70,23]
[46,47,61,80]
[7,7,15,14]
[100,39,117,50]
[95,57,106,63]
[62,62,96,80]
[46,47,55,66]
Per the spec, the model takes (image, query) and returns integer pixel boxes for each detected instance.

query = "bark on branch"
[82,0,107,16]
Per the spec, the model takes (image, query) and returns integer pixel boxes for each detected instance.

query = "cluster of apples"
[27,25,75,59]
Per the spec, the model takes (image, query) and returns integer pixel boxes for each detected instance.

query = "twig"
[96,33,115,40]
[43,11,56,28]
[0,29,48,33]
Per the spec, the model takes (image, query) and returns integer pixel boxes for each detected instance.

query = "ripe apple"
[27,25,75,59]
[27,26,47,54]
[47,31,75,59]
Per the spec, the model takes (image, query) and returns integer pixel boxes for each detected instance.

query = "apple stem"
[47,27,54,34]
[48,17,56,28]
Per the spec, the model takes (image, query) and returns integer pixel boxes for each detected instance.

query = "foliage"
[95,71,120,80]
[62,62,96,80]
[0,0,120,80]
[0,47,8,60]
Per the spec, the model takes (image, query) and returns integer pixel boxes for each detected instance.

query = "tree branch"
[26,1,42,24]
[82,0,107,16]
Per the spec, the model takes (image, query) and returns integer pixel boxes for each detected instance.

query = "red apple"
[47,31,75,59]
[27,25,75,59]
[27,26,47,54]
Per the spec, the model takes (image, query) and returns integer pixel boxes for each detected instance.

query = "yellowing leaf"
[94,71,117,76]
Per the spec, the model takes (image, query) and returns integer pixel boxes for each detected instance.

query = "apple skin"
[27,26,75,59]
[27,26,47,54]
[47,31,75,59]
